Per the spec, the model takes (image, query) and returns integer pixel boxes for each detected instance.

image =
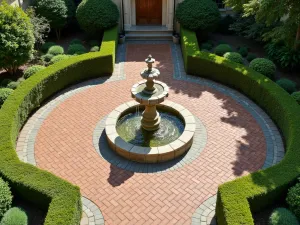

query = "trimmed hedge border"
[180,27,300,225]
[0,26,118,225]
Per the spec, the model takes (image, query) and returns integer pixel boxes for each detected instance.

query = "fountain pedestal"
[141,105,161,131]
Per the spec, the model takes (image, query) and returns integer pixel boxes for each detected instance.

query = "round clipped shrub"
[0,207,28,225]
[238,47,248,57]
[40,42,56,53]
[276,78,297,94]
[291,92,300,105]
[7,81,20,90]
[0,177,12,218]
[287,181,300,219]
[70,38,81,45]
[90,46,100,52]
[41,54,54,63]
[269,208,299,225]
[47,45,64,56]
[176,0,220,31]
[50,54,71,64]
[214,44,232,56]
[89,40,99,47]
[223,52,244,64]
[23,65,46,79]
[247,53,257,62]
[249,58,276,79]
[0,79,12,88]
[201,42,213,51]
[67,44,86,55]
[76,0,119,34]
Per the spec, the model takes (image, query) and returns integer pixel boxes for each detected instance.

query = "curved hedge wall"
[180,27,300,225]
[0,26,118,225]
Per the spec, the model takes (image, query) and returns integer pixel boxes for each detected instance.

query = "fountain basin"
[105,100,196,163]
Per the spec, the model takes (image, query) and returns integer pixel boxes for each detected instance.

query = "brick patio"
[32,44,267,224]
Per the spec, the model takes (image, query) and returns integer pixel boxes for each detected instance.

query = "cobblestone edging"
[81,197,105,225]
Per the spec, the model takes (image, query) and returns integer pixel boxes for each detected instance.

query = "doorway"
[136,0,163,25]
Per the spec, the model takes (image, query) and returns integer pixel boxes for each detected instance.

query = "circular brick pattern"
[81,197,104,225]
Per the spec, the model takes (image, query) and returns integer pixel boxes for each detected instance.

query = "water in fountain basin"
[116,111,184,147]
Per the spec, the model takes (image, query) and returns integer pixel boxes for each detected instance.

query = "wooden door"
[136,0,162,25]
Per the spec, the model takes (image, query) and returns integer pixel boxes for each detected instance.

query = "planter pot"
[173,35,180,44]
[119,36,126,44]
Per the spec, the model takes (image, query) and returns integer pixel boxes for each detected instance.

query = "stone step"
[125,32,173,41]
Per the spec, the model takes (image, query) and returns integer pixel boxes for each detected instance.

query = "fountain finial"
[145,54,154,72]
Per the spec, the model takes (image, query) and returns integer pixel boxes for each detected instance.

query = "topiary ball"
[67,44,87,55]
[238,47,248,57]
[70,38,82,45]
[201,42,213,51]
[76,0,119,34]
[7,81,21,90]
[50,54,71,64]
[214,44,232,56]
[0,207,28,225]
[0,178,12,218]
[40,42,56,53]
[249,58,276,79]
[41,54,54,63]
[23,65,46,79]
[247,53,257,62]
[176,0,220,31]
[90,46,100,52]
[223,52,244,64]
[89,40,99,47]
[0,79,12,88]
[287,181,300,219]
[47,45,64,55]
[0,88,14,107]
[276,78,297,94]
[269,208,299,225]
[291,92,300,105]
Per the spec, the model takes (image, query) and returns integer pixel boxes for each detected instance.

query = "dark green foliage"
[90,46,100,52]
[276,78,297,94]
[70,39,82,45]
[0,26,117,225]
[67,44,87,55]
[247,53,257,62]
[1,79,12,88]
[47,46,64,56]
[7,81,21,90]
[0,2,35,74]
[249,58,276,79]
[176,0,220,31]
[180,27,300,225]
[223,52,244,64]
[41,54,54,63]
[0,88,13,107]
[269,208,299,225]
[76,0,119,34]
[217,40,227,45]
[0,207,27,225]
[41,42,56,53]
[0,178,12,219]
[89,40,100,47]
[291,92,300,104]
[218,15,235,34]
[23,65,46,79]
[287,180,300,219]
[201,42,213,51]
[265,42,300,71]
[50,55,71,64]
[214,44,232,56]
[238,47,248,57]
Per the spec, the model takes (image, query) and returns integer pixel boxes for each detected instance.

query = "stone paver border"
[81,197,105,225]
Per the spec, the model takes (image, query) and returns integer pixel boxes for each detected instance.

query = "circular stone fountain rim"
[105,100,196,163]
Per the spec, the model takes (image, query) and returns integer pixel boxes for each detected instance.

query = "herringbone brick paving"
[35,44,266,224]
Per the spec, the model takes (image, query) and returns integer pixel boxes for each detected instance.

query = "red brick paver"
[35,44,266,224]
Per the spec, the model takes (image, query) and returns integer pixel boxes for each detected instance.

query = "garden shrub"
[291,92,300,105]
[89,40,100,47]
[0,88,13,108]
[70,38,82,45]
[223,52,244,64]
[0,79,12,88]
[47,45,64,56]
[23,65,46,79]
[41,54,54,63]
[214,44,232,56]
[0,2,34,74]
[238,47,248,57]
[218,15,235,34]
[7,81,21,90]
[40,42,56,53]
[247,53,257,62]
[67,44,87,55]
[249,58,276,79]
[76,0,119,34]
[176,0,220,31]
[50,55,71,64]
[201,42,213,51]
[276,78,297,94]
[90,46,100,52]
[0,178,12,219]
[269,208,299,225]
[287,180,300,219]
[0,207,27,225]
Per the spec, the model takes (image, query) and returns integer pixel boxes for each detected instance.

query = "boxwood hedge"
[0,26,118,225]
[180,27,300,225]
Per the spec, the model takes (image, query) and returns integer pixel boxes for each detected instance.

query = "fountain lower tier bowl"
[105,101,196,163]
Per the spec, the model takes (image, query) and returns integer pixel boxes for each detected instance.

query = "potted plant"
[172,32,180,44]
[119,32,126,44]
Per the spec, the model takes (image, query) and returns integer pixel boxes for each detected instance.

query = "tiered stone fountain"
[105,55,195,163]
